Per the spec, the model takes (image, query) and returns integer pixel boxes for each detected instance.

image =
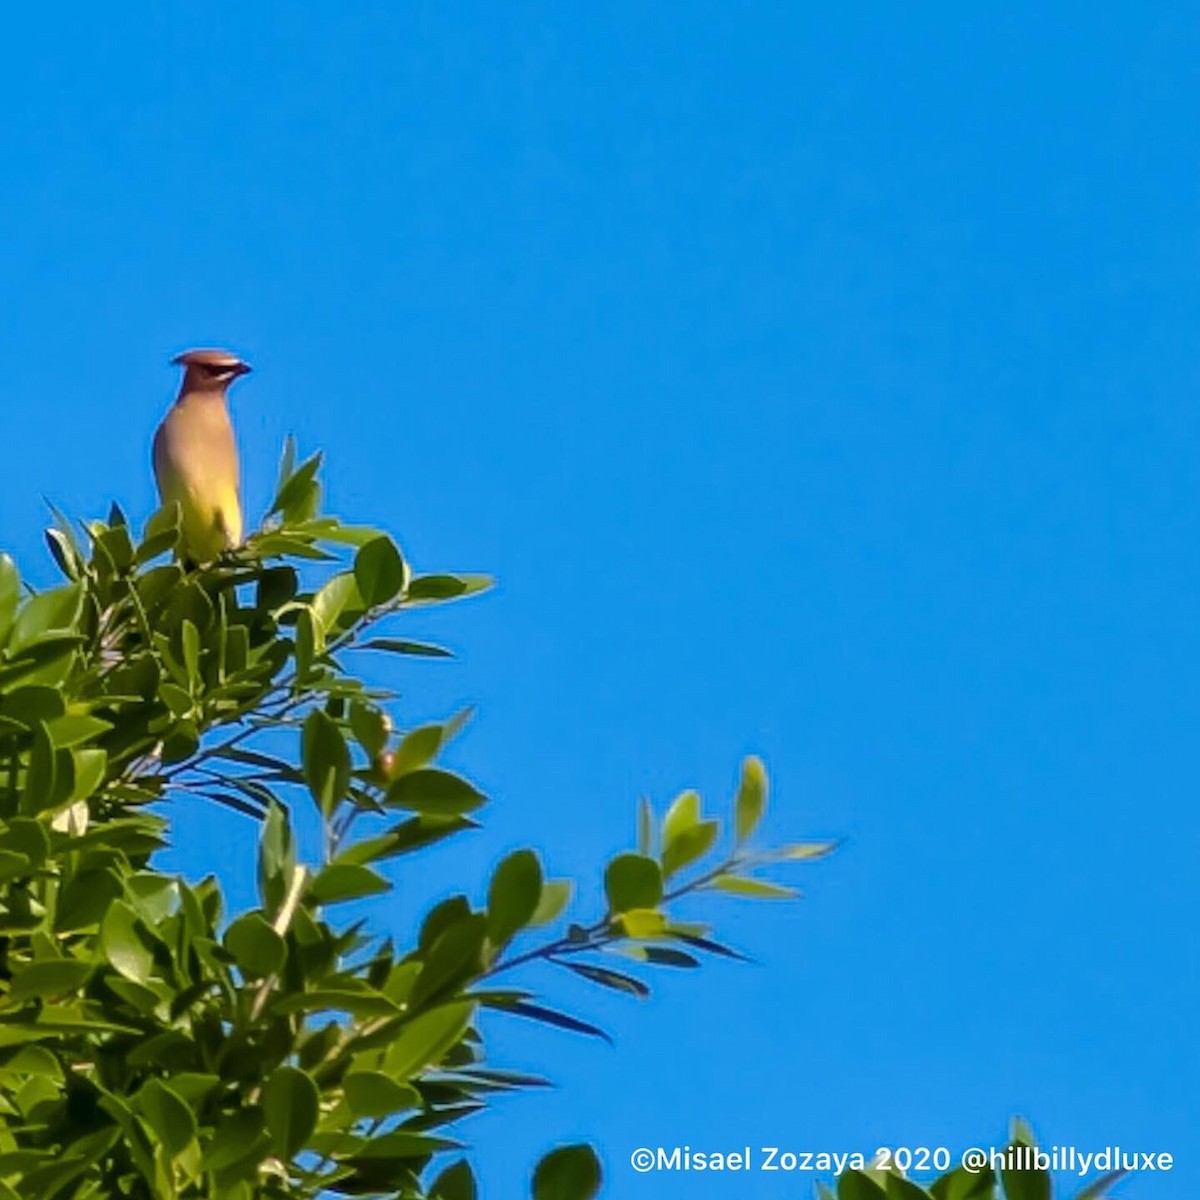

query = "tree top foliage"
[0,442,836,1199]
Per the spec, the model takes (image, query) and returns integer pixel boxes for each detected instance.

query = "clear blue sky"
[1,5,1196,1197]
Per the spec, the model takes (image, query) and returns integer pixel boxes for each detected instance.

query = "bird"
[153,348,252,565]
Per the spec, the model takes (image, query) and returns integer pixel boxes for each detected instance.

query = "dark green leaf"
[349,699,389,758]
[204,1106,269,1175]
[885,1174,935,1200]
[430,1159,477,1200]
[302,708,351,817]
[355,535,407,607]
[487,850,543,945]
[309,862,391,905]
[263,1066,319,1159]
[137,1079,197,1158]
[604,854,663,913]
[838,1170,889,1200]
[359,637,453,658]
[486,999,611,1043]
[386,769,486,816]
[560,960,649,998]
[411,915,487,1009]
[532,1144,602,1200]
[225,913,286,978]
[9,958,91,1001]
[406,573,492,603]
[641,946,700,968]
[343,1071,420,1119]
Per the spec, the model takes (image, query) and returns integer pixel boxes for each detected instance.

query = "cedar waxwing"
[153,349,251,564]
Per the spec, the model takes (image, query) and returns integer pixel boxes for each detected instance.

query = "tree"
[0,444,834,1198]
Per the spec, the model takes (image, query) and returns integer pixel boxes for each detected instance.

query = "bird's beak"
[232,362,253,377]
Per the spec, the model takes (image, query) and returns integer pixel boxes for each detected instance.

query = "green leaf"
[561,961,649,998]
[349,699,389,758]
[272,987,401,1019]
[276,434,297,495]
[391,707,475,776]
[269,449,322,519]
[68,747,107,801]
[661,819,718,880]
[9,958,91,1002]
[8,582,83,651]
[385,1000,475,1079]
[312,571,363,634]
[355,535,407,607]
[641,946,699,968]
[0,554,20,645]
[1001,1141,1051,1200]
[46,713,113,749]
[256,564,299,610]
[529,879,572,927]
[302,709,351,817]
[734,755,767,844]
[309,862,391,905]
[349,1129,461,1161]
[224,913,286,978]
[487,850,543,945]
[390,724,444,775]
[137,1079,197,1159]
[604,854,663,913]
[406,573,493,603]
[710,874,798,899]
[22,722,56,812]
[532,1144,602,1200]
[343,1071,420,1119]
[101,900,154,984]
[411,915,487,1009]
[489,999,611,1042]
[181,618,200,688]
[360,637,453,658]
[885,1175,935,1200]
[636,796,653,857]
[929,1165,994,1200]
[204,1106,269,1175]
[839,1171,890,1200]
[430,1159,477,1200]
[0,818,48,871]
[262,1066,319,1159]
[661,789,699,848]
[257,802,295,914]
[386,769,486,816]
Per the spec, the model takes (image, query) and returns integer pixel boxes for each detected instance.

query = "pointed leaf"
[735,756,767,844]
[302,709,350,818]
[711,874,798,899]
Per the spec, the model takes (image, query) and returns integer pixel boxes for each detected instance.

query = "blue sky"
[1,4,1197,1197]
